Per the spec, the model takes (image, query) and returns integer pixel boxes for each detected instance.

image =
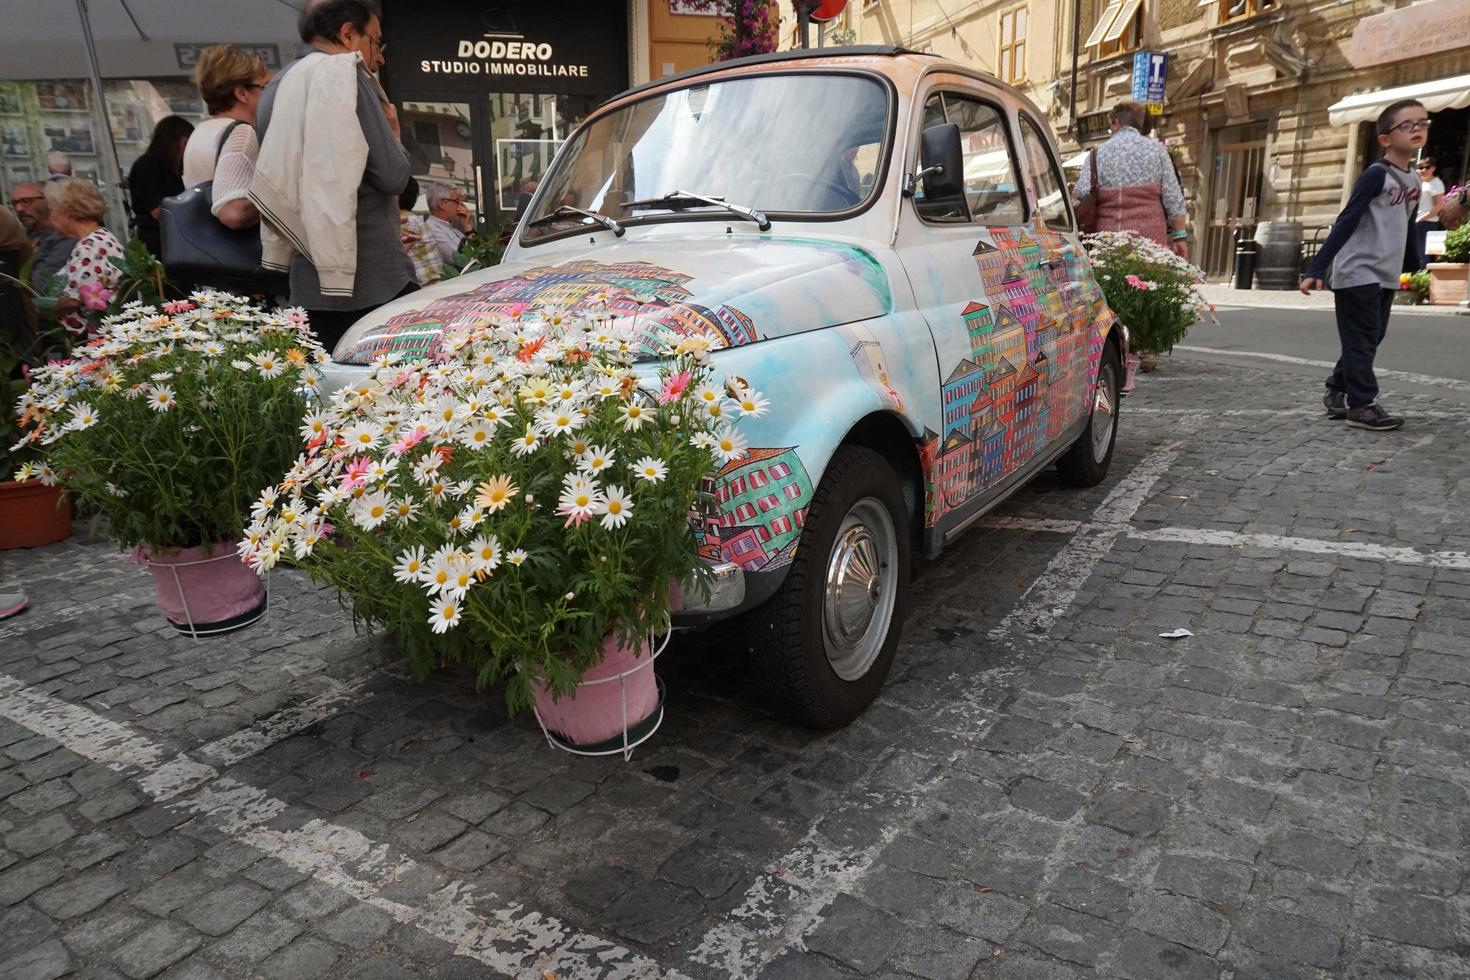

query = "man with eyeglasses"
[1300,99,1430,432]
[8,180,76,288]
[424,181,471,263]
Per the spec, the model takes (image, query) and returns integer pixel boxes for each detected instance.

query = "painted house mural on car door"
[340,260,757,365]
[924,217,1106,527]
[701,446,814,572]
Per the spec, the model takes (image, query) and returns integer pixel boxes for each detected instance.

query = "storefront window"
[488,92,596,216]
[399,100,480,227]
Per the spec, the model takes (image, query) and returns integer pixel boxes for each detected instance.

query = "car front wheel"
[1056,340,1120,487]
[745,445,911,729]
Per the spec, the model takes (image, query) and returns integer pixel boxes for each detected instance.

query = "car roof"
[604,45,974,108]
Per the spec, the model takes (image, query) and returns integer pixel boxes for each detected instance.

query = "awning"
[1328,72,1470,126]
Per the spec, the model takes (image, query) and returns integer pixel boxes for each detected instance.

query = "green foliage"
[12,293,322,550]
[1441,224,1470,264]
[1406,269,1432,299]
[1083,231,1213,355]
[444,230,507,278]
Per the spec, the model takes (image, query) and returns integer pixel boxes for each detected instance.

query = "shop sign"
[382,0,628,96]
[174,42,280,70]
[1076,110,1112,142]
[1350,0,1470,68]
[1131,51,1167,116]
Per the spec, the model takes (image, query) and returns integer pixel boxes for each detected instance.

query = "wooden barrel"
[1253,220,1303,290]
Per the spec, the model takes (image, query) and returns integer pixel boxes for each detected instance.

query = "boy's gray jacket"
[1306,159,1422,290]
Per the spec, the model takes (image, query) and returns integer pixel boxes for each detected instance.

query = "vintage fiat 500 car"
[323,46,1126,729]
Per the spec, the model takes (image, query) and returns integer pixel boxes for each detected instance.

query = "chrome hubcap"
[823,497,898,681]
[1091,363,1117,464]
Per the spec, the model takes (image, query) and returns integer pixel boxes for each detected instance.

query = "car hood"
[334,235,893,365]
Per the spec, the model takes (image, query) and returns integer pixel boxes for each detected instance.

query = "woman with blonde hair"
[182,44,271,230]
[45,178,123,336]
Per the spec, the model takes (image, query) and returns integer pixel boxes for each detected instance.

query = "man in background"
[9,181,76,288]
[424,181,469,262]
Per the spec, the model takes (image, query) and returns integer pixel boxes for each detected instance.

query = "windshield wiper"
[622,191,771,231]
[525,205,625,237]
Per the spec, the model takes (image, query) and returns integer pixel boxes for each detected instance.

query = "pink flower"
[339,456,373,490]
[657,369,692,405]
[390,427,428,454]
[163,300,195,314]
[79,282,112,311]
[1125,274,1147,290]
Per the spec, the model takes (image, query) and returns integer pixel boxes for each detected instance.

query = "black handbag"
[159,121,268,284]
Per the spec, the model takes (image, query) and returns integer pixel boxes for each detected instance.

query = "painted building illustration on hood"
[341,259,757,364]
[699,446,814,572]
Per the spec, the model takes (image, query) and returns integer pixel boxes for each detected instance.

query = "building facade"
[793,0,1470,277]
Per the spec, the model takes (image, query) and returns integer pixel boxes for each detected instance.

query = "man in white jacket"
[250,0,414,353]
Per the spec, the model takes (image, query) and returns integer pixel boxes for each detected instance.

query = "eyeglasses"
[1390,118,1432,134]
[366,34,386,54]
[244,82,267,91]
[10,195,42,207]
[1416,164,1433,171]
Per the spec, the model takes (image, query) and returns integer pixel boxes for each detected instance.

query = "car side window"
[1019,114,1073,232]
[914,93,1025,226]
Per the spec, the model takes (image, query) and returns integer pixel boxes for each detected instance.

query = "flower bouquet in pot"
[11,291,325,634]
[1083,231,1215,373]
[243,304,764,751]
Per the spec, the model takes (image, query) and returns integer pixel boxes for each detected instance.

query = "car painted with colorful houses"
[323,46,1127,729]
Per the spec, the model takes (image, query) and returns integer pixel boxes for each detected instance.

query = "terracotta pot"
[1138,351,1159,373]
[140,541,267,637]
[1426,263,1468,306]
[531,633,662,752]
[0,479,72,550]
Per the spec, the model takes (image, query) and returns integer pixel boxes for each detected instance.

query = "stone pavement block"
[758,950,860,980]
[1106,929,1219,979]
[130,866,217,916]
[274,879,354,922]
[886,923,989,979]
[179,881,270,936]
[0,938,72,980]
[110,920,204,979]
[600,878,701,946]
[437,788,509,824]
[0,903,56,955]
[1129,893,1231,953]
[1237,908,1341,969]
[1354,889,1463,950]
[31,868,128,919]
[561,863,637,913]
[393,809,467,853]
[259,937,341,979]
[803,892,904,975]
[478,801,551,839]
[206,909,303,964]
[1085,790,1170,838]
[1153,854,1254,907]
[77,788,144,824]
[657,843,742,900]
[1008,777,1086,821]
[59,909,148,956]
[1015,903,1118,968]
[1048,867,1129,921]
[4,813,76,857]
[318,903,395,949]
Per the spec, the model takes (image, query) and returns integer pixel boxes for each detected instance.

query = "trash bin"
[1232,235,1258,290]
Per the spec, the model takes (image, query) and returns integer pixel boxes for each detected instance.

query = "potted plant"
[1,328,76,550]
[1083,230,1215,373]
[243,304,764,752]
[1426,220,1468,307]
[11,290,323,635]
[1398,270,1430,305]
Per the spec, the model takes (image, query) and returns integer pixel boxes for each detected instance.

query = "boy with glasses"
[1300,99,1428,432]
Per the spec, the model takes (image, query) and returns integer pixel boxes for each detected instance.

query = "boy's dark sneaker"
[1323,389,1347,419]
[1346,403,1403,431]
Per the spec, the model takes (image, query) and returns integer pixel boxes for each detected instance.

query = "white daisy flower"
[248,350,284,379]
[510,428,540,456]
[578,444,615,475]
[596,485,634,530]
[534,405,585,437]
[467,534,502,573]
[632,455,668,483]
[461,420,497,448]
[735,390,771,418]
[428,595,462,633]
[67,402,99,430]
[506,548,528,567]
[339,423,377,450]
[419,553,456,594]
[712,425,749,463]
[619,402,648,431]
[351,490,391,530]
[147,385,177,412]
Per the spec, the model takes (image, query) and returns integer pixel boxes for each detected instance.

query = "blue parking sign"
[1131,51,1168,112]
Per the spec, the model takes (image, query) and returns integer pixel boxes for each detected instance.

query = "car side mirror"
[917,123,964,199]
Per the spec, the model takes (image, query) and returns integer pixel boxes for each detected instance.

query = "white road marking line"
[195,679,367,768]
[1131,527,1470,570]
[690,813,908,976]
[982,517,1470,570]
[1127,407,1464,418]
[1173,345,1470,392]
[0,675,685,980]
[990,436,1192,640]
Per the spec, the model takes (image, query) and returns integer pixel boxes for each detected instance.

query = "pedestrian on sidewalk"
[1300,99,1428,432]
[1413,156,1444,268]
[1071,100,1190,257]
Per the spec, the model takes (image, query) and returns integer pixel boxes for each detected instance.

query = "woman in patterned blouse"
[1073,101,1189,257]
[44,178,123,336]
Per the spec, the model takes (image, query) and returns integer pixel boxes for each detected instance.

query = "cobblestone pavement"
[2,354,1469,980]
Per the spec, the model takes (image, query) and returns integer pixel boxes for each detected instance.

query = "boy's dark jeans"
[1327,284,1395,409]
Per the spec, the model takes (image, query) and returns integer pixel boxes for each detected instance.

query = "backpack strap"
[214,120,248,165]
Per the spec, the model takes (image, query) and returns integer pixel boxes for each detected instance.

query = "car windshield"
[523,72,890,241]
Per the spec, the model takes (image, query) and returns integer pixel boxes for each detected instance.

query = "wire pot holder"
[530,628,672,761]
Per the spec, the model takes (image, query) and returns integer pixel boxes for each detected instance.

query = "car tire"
[1056,339,1120,488]
[744,445,911,729]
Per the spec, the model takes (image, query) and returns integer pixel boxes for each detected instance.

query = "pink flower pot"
[530,633,663,753]
[140,541,268,637]
[1123,353,1140,393]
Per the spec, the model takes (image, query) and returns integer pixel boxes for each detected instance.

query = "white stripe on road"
[982,517,1470,570]
[1127,406,1464,419]
[0,674,683,980]
[990,436,1191,640]
[1131,527,1470,570]
[195,679,367,768]
[1173,345,1470,393]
